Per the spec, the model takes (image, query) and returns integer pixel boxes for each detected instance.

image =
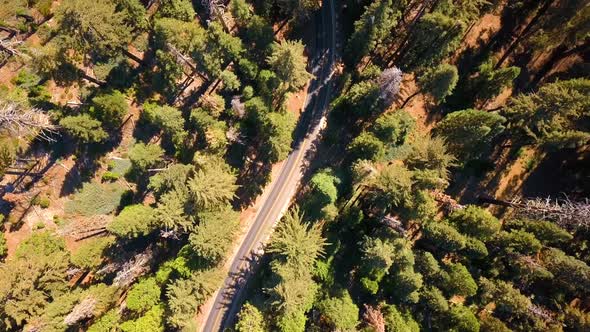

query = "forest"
[0,0,588,331]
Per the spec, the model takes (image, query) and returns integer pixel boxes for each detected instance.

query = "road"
[201,0,337,330]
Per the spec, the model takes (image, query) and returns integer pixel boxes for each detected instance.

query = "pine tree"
[435,109,506,159]
[60,115,108,144]
[126,278,161,314]
[345,0,400,66]
[503,78,590,148]
[187,164,238,210]
[107,204,157,239]
[317,291,359,331]
[403,64,459,107]
[189,207,239,266]
[55,0,131,59]
[267,40,312,106]
[399,13,466,73]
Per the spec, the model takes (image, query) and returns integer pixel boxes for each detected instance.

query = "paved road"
[201,1,337,330]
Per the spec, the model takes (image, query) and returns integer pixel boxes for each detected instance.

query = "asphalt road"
[201,1,336,330]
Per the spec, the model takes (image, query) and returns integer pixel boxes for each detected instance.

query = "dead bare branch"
[363,304,385,332]
[479,195,590,229]
[0,101,59,141]
[64,297,97,326]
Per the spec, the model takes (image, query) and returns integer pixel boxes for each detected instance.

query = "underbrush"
[65,182,128,216]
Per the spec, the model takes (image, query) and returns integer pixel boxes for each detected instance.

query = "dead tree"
[479,195,590,229]
[432,190,465,213]
[378,67,403,109]
[201,0,227,21]
[0,39,22,57]
[363,305,386,332]
[95,246,157,288]
[0,102,58,141]
[380,214,407,236]
[64,297,97,326]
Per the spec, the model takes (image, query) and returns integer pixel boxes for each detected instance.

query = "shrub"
[65,182,127,216]
[32,195,50,208]
[108,158,132,177]
[102,171,120,182]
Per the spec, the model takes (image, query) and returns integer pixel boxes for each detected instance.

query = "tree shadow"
[521,147,590,199]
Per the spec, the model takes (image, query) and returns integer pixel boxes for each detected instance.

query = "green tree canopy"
[60,114,108,144]
[496,230,542,255]
[235,303,266,332]
[189,207,239,266]
[91,90,128,129]
[348,132,386,161]
[55,0,131,59]
[267,40,312,101]
[165,269,221,329]
[423,221,467,252]
[143,102,187,149]
[479,278,535,325]
[70,236,115,270]
[503,78,590,148]
[120,304,165,332]
[153,189,192,232]
[447,305,480,332]
[345,0,399,65]
[148,163,194,197]
[372,110,416,146]
[435,109,506,159]
[441,263,478,297]
[267,207,326,270]
[416,64,459,104]
[0,232,69,330]
[114,0,148,30]
[404,134,456,182]
[126,278,161,313]
[447,205,501,241]
[401,13,466,73]
[107,204,157,239]
[471,58,520,103]
[261,110,296,162]
[187,163,238,210]
[366,163,414,212]
[360,236,396,274]
[542,248,590,295]
[317,291,359,331]
[507,219,573,245]
[128,142,164,172]
[157,0,195,21]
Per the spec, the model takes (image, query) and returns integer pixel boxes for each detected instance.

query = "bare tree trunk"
[401,90,420,108]
[529,40,589,88]
[387,0,431,66]
[122,49,145,65]
[495,0,555,69]
[460,21,478,44]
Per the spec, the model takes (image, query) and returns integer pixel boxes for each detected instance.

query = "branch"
[0,101,59,141]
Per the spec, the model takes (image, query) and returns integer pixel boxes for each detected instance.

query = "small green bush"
[32,195,50,208]
[33,222,45,230]
[102,171,120,182]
